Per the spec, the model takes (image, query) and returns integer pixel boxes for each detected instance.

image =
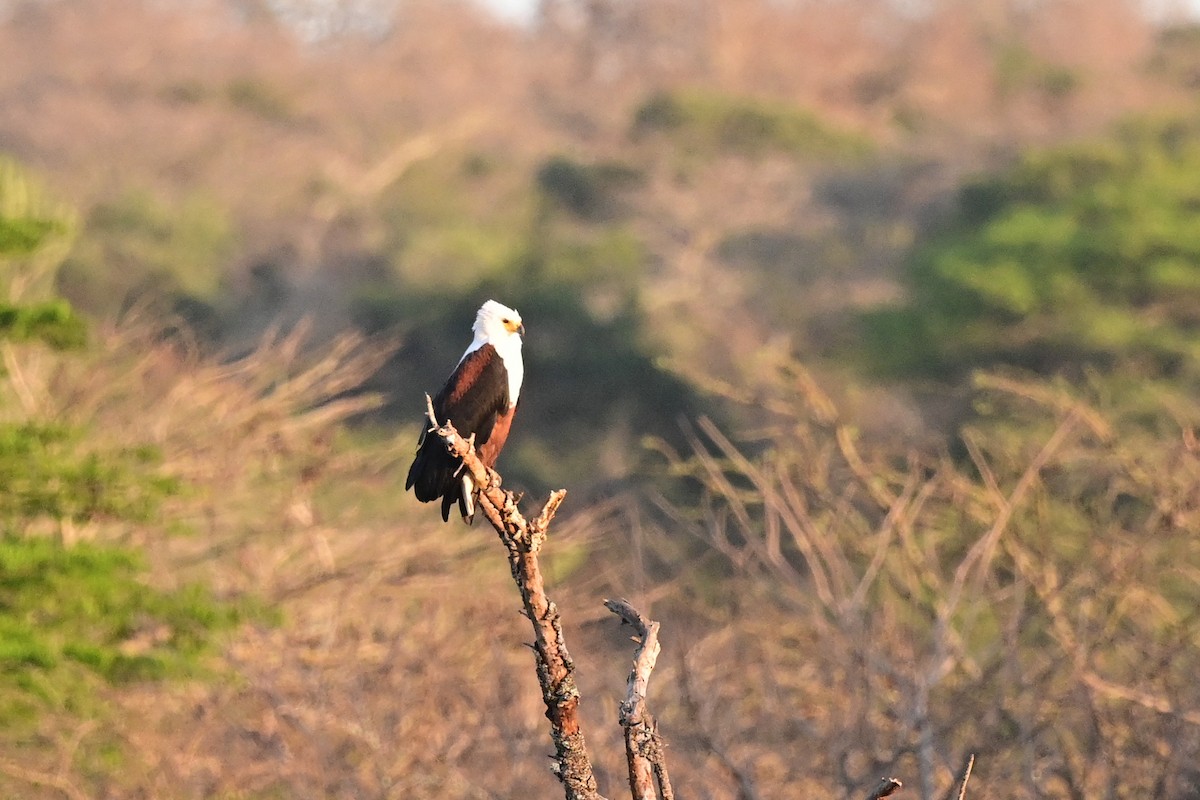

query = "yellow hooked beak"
[506,319,525,336]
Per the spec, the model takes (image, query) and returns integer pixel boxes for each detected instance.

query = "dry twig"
[864,777,902,800]
[604,598,675,800]
[956,754,975,800]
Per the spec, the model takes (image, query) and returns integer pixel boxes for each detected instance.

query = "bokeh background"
[2,0,1200,797]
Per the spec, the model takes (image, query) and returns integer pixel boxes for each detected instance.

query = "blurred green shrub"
[378,152,531,292]
[994,41,1081,100]
[225,76,295,122]
[0,299,86,349]
[0,423,177,525]
[0,535,247,730]
[0,157,73,256]
[632,88,874,160]
[0,157,87,347]
[863,114,1200,382]
[0,157,253,744]
[535,156,643,222]
[58,189,234,317]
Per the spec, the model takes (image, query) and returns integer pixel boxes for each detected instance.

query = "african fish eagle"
[405,299,525,522]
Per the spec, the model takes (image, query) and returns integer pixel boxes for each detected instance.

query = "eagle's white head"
[472,299,524,343]
[463,300,524,406]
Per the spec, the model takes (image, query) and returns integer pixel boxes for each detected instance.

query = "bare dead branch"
[1079,668,1200,726]
[425,397,606,800]
[604,598,675,800]
[956,754,975,800]
[864,777,903,800]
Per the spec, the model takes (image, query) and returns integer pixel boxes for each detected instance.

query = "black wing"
[405,345,510,521]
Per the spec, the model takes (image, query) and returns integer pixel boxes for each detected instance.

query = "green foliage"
[863,115,1200,381]
[225,77,295,122]
[0,158,74,258]
[535,156,643,221]
[1148,23,1200,88]
[531,226,644,295]
[378,151,533,291]
[0,423,177,525]
[0,299,87,349]
[632,88,874,161]
[59,189,235,317]
[0,158,257,767]
[0,160,87,353]
[0,534,246,729]
[0,216,64,257]
[994,41,1081,99]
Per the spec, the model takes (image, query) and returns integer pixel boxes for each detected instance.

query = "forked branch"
[424,396,604,800]
[420,396,907,799]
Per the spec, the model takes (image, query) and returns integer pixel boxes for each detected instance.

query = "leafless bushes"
[34,318,394,584]
[651,364,1200,799]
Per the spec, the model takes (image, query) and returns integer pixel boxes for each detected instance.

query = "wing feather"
[405,345,513,522]
[435,345,510,444]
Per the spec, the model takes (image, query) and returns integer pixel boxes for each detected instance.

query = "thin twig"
[956,754,975,800]
[865,777,902,800]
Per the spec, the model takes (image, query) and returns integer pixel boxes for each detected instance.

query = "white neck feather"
[462,333,523,407]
